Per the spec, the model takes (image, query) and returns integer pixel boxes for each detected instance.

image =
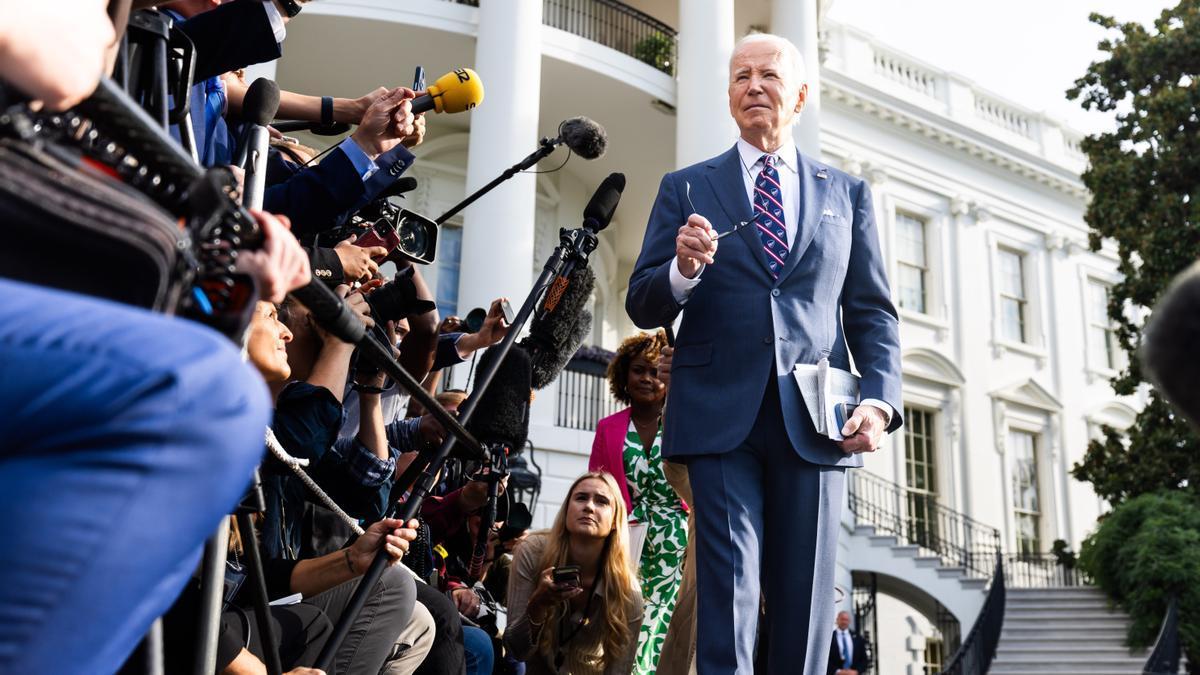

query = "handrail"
[1003,553,1091,588]
[940,555,1006,675]
[847,470,1001,578]
[1143,595,1183,675]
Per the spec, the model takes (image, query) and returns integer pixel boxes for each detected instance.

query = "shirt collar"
[737,136,799,175]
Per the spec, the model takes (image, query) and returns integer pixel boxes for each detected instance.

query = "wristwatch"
[278,0,306,19]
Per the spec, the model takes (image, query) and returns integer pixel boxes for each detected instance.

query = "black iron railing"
[1004,554,1091,588]
[1144,595,1183,675]
[442,0,678,75]
[847,471,1001,578]
[543,0,677,75]
[940,555,1005,675]
[555,356,621,430]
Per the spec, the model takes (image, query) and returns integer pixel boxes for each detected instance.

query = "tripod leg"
[236,513,283,675]
[194,519,230,675]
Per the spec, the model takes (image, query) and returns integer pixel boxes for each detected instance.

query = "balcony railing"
[440,0,677,75]
[848,470,1002,578]
[555,356,621,431]
[1003,554,1091,588]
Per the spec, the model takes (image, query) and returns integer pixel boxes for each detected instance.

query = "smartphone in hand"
[551,564,581,588]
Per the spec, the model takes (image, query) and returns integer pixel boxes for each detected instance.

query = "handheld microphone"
[410,68,484,114]
[237,78,280,210]
[1143,261,1200,426]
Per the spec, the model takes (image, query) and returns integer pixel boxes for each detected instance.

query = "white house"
[262,1,1138,671]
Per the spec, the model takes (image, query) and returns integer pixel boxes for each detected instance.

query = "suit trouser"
[0,278,271,674]
[687,381,845,675]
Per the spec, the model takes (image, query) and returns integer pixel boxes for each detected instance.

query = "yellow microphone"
[411,68,484,114]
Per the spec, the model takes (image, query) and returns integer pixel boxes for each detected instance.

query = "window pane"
[1089,281,1109,321]
[896,213,927,267]
[1000,297,1025,343]
[1089,326,1115,370]
[435,225,463,318]
[904,408,938,547]
[998,249,1025,298]
[1010,430,1041,555]
[898,264,926,314]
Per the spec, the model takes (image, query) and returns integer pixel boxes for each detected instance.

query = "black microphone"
[583,172,625,232]
[237,78,280,209]
[465,344,533,452]
[271,120,352,136]
[521,266,595,390]
[558,117,607,160]
[1143,261,1200,425]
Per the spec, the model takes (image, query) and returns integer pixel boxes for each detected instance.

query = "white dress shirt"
[667,135,893,426]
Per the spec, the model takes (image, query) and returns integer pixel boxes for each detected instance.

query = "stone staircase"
[990,587,1149,674]
[843,522,991,630]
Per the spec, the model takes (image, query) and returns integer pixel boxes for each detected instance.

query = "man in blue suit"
[627,33,902,674]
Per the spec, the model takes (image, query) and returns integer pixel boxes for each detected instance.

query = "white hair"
[730,32,807,83]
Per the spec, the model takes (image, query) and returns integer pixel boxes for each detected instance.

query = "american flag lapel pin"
[816,169,828,180]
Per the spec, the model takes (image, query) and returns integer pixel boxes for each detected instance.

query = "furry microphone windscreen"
[522,266,596,389]
[558,117,607,160]
[1143,260,1200,426]
[465,344,532,450]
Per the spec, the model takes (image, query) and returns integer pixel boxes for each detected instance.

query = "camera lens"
[397,216,428,258]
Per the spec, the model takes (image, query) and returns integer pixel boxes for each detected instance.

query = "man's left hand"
[837,405,887,454]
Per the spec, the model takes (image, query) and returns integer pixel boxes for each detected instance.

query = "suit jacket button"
[762,336,772,345]
[771,289,780,297]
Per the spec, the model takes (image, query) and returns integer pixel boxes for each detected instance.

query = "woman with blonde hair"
[506,472,644,674]
[589,331,689,673]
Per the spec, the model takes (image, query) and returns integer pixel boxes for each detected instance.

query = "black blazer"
[827,630,870,674]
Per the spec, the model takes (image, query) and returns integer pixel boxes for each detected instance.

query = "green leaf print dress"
[622,421,688,674]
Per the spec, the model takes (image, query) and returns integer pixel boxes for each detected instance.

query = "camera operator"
[0,3,313,673]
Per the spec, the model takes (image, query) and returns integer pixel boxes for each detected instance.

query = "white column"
[675,0,736,168]
[458,0,542,312]
[772,0,821,156]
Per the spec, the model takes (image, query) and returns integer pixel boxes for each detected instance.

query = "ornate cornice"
[823,73,1089,201]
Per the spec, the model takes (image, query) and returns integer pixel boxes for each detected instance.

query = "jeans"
[0,279,271,674]
[463,625,494,675]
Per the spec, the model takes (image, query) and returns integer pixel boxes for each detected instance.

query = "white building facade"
[266,1,1135,671]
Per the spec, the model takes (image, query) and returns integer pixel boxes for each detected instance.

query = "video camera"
[319,180,440,266]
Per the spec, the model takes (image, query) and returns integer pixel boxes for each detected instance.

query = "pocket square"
[822,209,839,219]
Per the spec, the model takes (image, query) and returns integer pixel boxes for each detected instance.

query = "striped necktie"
[753,154,788,278]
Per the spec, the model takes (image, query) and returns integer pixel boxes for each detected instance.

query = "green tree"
[1067,1,1200,503]
[1078,490,1200,664]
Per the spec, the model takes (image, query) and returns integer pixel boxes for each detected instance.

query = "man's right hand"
[351,88,415,159]
[333,235,387,284]
[675,213,717,279]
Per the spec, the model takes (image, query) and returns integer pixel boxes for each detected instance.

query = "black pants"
[414,581,467,675]
[233,602,332,669]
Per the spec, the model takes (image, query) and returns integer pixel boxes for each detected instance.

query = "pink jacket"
[588,407,687,516]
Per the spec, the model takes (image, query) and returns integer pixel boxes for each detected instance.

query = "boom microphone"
[465,344,533,451]
[583,172,625,232]
[558,117,607,159]
[411,68,485,114]
[1143,261,1200,425]
[521,266,595,390]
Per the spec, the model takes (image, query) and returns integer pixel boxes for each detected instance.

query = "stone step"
[913,555,942,568]
[988,662,1147,667]
[1001,628,1128,642]
[958,577,989,591]
[993,652,1145,666]
[1005,610,1128,623]
[1007,598,1112,609]
[936,566,966,578]
[891,544,920,557]
[867,534,898,547]
[995,643,1146,658]
[1007,588,1106,599]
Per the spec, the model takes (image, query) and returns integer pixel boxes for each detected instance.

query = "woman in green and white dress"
[589,332,689,674]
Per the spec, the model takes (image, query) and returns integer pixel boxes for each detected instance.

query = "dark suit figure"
[626,34,901,675]
[828,612,870,675]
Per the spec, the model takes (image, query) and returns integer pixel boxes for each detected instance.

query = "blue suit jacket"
[627,145,902,467]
